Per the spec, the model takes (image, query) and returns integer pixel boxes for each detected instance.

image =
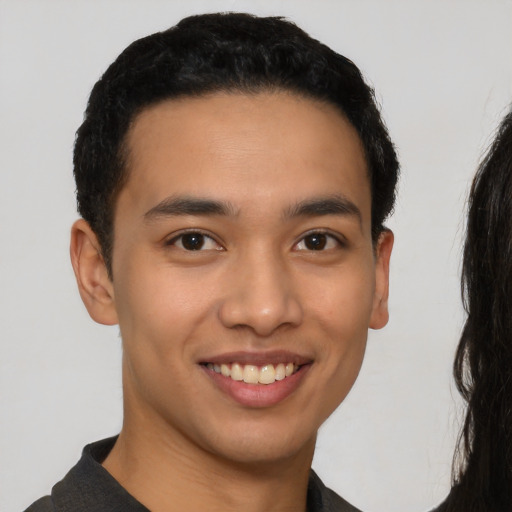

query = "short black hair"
[74,12,399,274]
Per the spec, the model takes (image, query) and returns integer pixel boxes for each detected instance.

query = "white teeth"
[231,363,243,381]
[275,363,286,381]
[243,365,259,384]
[259,364,276,384]
[207,362,299,385]
[220,364,231,377]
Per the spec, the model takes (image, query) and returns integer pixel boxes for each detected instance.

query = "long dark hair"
[444,109,512,511]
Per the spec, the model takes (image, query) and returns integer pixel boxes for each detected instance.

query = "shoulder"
[308,470,363,512]
[21,437,119,512]
[22,437,149,512]
[322,488,362,512]
[23,496,55,512]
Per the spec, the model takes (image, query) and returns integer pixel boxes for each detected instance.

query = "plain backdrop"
[1,1,511,511]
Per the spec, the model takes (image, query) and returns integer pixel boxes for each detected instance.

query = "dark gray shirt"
[24,437,361,512]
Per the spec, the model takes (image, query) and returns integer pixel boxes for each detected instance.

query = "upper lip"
[200,350,313,367]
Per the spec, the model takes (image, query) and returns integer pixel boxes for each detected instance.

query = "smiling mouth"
[204,362,300,385]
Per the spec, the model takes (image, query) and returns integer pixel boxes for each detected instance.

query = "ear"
[70,219,118,326]
[369,229,394,330]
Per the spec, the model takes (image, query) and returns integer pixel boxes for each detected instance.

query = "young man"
[25,13,398,512]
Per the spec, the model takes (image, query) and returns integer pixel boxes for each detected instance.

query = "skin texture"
[70,91,393,512]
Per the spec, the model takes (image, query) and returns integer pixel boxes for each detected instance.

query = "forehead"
[120,91,370,223]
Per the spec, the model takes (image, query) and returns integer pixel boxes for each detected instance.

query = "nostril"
[218,297,303,336]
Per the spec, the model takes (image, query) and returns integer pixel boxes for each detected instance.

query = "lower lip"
[202,364,311,408]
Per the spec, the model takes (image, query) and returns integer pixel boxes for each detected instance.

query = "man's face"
[95,92,392,465]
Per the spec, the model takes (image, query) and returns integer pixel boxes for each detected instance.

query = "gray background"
[1,1,511,511]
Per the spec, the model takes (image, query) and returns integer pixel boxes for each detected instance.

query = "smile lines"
[205,362,298,385]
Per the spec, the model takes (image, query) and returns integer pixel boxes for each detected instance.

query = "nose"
[218,250,303,337]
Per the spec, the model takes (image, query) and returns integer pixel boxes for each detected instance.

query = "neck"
[103,423,315,512]
[103,370,316,512]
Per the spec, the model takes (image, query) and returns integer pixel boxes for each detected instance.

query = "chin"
[202,425,317,467]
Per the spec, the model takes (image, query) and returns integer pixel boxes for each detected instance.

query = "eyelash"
[293,230,346,252]
[164,229,346,252]
[165,230,224,251]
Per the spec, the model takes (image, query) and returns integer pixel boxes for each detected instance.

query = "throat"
[101,429,314,512]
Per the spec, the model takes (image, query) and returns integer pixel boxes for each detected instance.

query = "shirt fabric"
[24,437,362,512]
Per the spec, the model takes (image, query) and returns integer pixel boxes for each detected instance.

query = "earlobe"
[70,219,119,326]
[369,229,394,330]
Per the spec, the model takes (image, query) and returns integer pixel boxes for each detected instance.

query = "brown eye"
[304,233,327,250]
[294,232,342,252]
[168,232,222,251]
[181,233,206,250]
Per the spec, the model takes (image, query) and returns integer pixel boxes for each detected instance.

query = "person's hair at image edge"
[440,108,512,511]
[73,12,399,275]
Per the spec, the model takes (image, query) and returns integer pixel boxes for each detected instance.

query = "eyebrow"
[144,196,238,221]
[283,195,362,224]
[143,194,362,225]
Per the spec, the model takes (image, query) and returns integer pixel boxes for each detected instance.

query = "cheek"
[308,268,376,333]
[113,261,220,359]
[114,266,221,406]
[306,266,375,399]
